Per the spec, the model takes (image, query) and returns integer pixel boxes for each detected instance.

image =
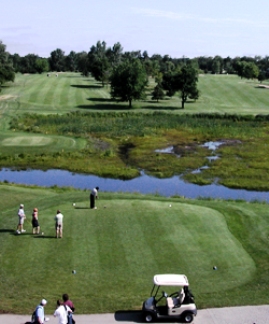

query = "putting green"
[2,136,53,146]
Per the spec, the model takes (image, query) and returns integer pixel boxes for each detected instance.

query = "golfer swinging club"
[90,186,99,209]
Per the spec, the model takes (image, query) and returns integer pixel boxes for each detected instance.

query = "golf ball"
[73,203,76,206]
[169,204,172,207]
[213,266,217,270]
[72,270,76,274]
[42,232,44,235]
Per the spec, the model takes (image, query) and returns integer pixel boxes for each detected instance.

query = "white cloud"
[132,7,269,28]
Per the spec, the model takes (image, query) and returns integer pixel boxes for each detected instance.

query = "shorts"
[32,219,39,228]
[18,217,24,225]
[55,223,63,230]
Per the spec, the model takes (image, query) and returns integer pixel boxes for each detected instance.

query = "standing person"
[62,293,75,324]
[16,204,26,234]
[32,208,40,235]
[33,299,48,324]
[54,299,72,324]
[55,210,63,238]
[90,186,99,209]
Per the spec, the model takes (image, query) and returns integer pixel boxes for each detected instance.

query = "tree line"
[1,40,269,108]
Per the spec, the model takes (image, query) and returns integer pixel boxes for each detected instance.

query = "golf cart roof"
[153,274,189,286]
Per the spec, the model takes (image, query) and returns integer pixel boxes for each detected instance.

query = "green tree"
[212,55,223,74]
[88,41,111,86]
[242,62,259,79]
[110,58,148,107]
[0,41,15,90]
[152,84,165,102]
[76,51,89,76]
[258,71,267,83]
[162,65,199,109]
[10,53,21,73]
[152,72,164,102]
[35,58,49,74]
[49,48,65,71]
[65,51,77,71]
[106,42,123,68]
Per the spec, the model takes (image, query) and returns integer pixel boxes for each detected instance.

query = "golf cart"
[142,274,197,323]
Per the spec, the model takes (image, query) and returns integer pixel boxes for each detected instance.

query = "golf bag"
[64,305,73,324]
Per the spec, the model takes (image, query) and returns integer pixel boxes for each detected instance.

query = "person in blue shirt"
[34,299,47,324]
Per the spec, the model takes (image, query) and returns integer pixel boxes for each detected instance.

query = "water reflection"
[0,168,269,202]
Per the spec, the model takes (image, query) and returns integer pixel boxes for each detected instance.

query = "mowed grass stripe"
[59,74,74,107]
[24,75,50,105]
[3,72,269,115]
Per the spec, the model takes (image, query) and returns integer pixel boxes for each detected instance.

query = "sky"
[1,0,269,59]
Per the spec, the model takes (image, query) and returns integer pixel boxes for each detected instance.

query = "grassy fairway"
[0,184,269,314]
[1,72,269,115]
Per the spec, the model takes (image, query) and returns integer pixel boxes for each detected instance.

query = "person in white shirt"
[55,210,64,238]
[90,186,99,209]
[54,299,72,324]
[16,204,26,234]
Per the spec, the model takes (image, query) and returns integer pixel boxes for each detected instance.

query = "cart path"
[1,305,269,324]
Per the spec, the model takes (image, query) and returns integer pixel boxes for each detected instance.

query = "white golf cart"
[142,274,197,323]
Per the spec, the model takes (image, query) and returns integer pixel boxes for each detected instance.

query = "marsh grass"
[7,111,269,187]
[2,73,269,187]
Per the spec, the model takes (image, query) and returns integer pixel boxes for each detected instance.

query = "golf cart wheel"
[144,312,155,323]
[183,312,194,323]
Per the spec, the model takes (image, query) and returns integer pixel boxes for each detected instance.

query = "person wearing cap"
[16,204,26,234]
[34,299,48,324]
[55,210,64,238]
[32,208,40,235]
[54,299,72,324]
[90,186,99,209]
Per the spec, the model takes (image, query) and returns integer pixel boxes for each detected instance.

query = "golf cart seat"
[167,288,185,310]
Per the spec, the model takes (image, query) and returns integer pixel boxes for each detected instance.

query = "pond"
[0,168,269,202]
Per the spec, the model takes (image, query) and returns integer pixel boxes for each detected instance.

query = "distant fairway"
[1,72,269,116]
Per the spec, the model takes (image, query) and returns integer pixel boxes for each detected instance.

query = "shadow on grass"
[77,104,130,110]
[33,234,55,239]
[74,207,91,209]
[87,97,113,102]
[71,84,102,89]
[0,229,14,233]
[142,105,182,110]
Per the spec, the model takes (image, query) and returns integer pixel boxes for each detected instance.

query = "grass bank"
[0,184,269,314]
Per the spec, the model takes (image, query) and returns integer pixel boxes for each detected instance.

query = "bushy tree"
[65,51,77,72]
[49,48,65,71]
[162,65,199,109]
[110,58,148,107]
[35,58,49,74]
[88,41,111,86]
[76,51,89,76]
[0,41,15,90]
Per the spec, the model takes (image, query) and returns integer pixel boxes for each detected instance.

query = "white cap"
[20,204,24,208]
[41,299,47,305]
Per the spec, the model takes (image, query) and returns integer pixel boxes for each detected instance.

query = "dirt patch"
[173,143,198,156]
[0,95,17,101]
